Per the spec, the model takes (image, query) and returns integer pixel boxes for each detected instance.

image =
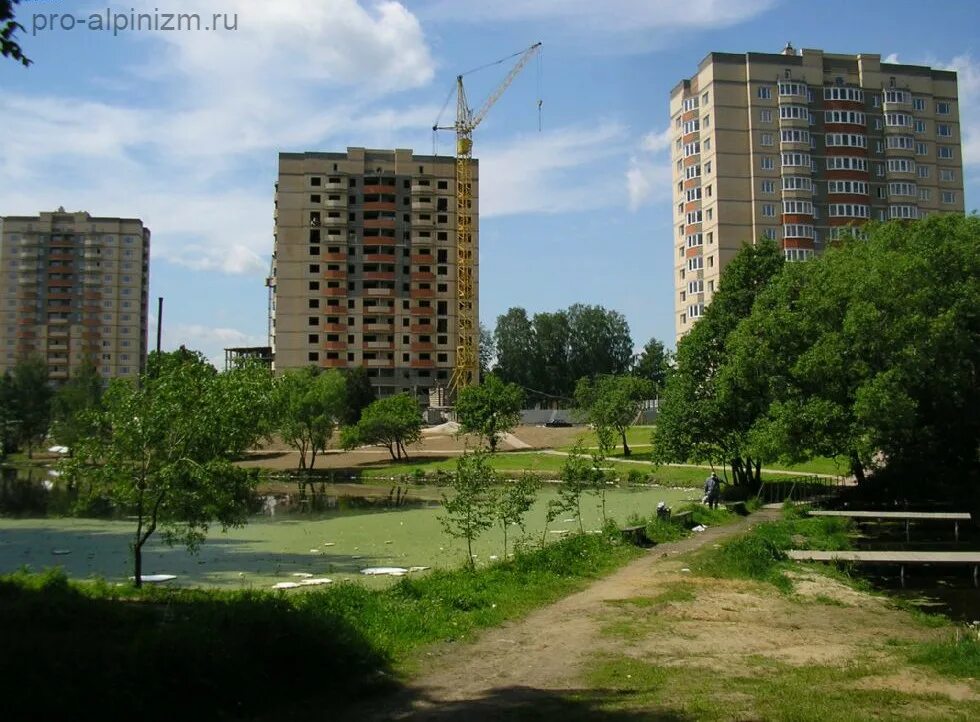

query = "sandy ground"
[346,509,976,720]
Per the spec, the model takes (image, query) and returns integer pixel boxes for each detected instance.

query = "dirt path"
[350,510,779,720]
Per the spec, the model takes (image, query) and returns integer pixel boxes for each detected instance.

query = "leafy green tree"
[729,216,980,488]
[495,473,539,557]
[62,350,259,587]
[652,239,785,487]
[530,310,571,398]
[275,367,346,470]
[493,307,536,391]
[566,304,634,383]
[547,445,599,533]
[1,0,30,66]
[575,374,655,457]
[440,451,499,568]
[478,322,496,380]
[344,393,422,460]
[454,374,525,453]
[51,360,103,454]
[633,338,672,394]
[6,355,52,458]
[340,366,376,426]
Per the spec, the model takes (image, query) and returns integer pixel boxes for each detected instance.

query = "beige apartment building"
[270,148,474,401]
[0,209,150,381]
[670,46,964,339]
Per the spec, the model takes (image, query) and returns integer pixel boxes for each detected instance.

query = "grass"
[585,654,979,721]
[908,631,980,679]
[693,507,855,593]
[0,531,642,720]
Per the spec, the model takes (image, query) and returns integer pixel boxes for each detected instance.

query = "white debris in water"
[51,549,71,555]
[272,582,301,590]
[361,567,409,576]
[384,540,393,544]
[309,549,320,553]
[549,529,570,535]
[322,542,335,547]
[489,555,499,561]
[681,568,691,573]
[131,574,177,583]
[291,573,314,578]
[407,566,430,573]
[563,519,576,523]
[298,578,332,586]
[692,525,707,533]
[48,445,70,454]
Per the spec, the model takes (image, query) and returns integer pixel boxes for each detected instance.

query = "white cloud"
[1,1,437,274]
[883,53,901,64]
[626,126,672,211]
[153,322,267,370]
[477,123,630,216]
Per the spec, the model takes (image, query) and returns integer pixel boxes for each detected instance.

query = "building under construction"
[268,148,477,404]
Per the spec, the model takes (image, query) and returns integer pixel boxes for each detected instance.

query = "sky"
[1,0,977,367]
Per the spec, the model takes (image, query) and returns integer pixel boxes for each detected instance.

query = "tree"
[62,350,259,587]
[6,355,52,458]
[633,338,672,394]
[275,367,346,470]
[51,360,103,454]
[728,216,980,489]
[546,444,598,534]
[566,304,634,383]
[493,307,535,390]
[340,366,376,426]
[478,322,496,381]
[652,239,785,487]
[454,374,525,453]
[1,0,30,66]
[495,473,539,557]
[529,310,571,399]
[440,451,499,568]
[344,393,422,460]
[575,374,654,457]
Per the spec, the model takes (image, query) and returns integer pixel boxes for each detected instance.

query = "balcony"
[363,271,395,281]
[363,218,396,230]
[322,323,347,333]
[366,358,394,368]
[410,181,433,194]
[410,307,434,316]
[363,253,396,263]
[411,254,434,264]
[321,215,347,227]
[363,201,396,212]
[411,359,435,369]
[363,304,395,315]
[323,270,347,280]
[322,252,346,262]
[362,184,395,195]
[365,287,394,297]
[411,272,435,282]
[411,199,433,211]
[410,322,433,333]
[323,342,347,351]
[323,197,347,209]
[322,287,346,297]
[322,357,346,368]
[363,341,394,350]
[413,288,435,299]
[364,322,393,332]
[410,342,434,352]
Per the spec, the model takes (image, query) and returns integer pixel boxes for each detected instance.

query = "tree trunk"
[387,443,397,460]
[621,429,631,457]
[133,539,143,588]
[489,435,497,454]
[753,459,762,489]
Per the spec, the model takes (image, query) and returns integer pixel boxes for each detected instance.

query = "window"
[761,180,775,193]
[917,165,931,179]
[918,188,931,201]
[759,109,773,123]
[763,228,776,240]
[779,105,809,121]
[937,146,954,159]
[825,156,867,171]
[782,176,812,191]
[939,168,955,182]
[757,85,772,99]
[888,182,917,197]
[686,210,702,224]
[760,132,774,146]
[888,205,919,219]
[685,164,702,179]
[688,303,705,318]
[686,187,702,202]
[874,118,882,130]
[783,224,815,238]
[824,110,866,125]
[871,94,880,108]
[781,152,810,167]
[823,87,864,102]
[705,161,712,174]
[683,141,701,157]
[885,112,912,127]
[913,120,926,134]
[686,233,703,248]
[682,97,699,112]
[683,119,700,134]
[780,129,810,143]
[828,204,870,218]
[826,133,867,148]
[885,135,914,150]
[827,180,868,195]
[782,200,813,214]
[762,204,775,217]
[936,101,951,115]
[687,256,704,271]
[941,191,956,204]
[884,89,911,104]
[912,97,926,111]
[887,158,915,173]
[778,82,806,97]
[703,115,710,128]
[688,279,704,294]
[702,91,709,105]
[915,142,928,156]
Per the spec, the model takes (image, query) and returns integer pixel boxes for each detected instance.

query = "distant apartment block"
[0,209,150,381]
[270,148,474,401]
[670,46,964,339]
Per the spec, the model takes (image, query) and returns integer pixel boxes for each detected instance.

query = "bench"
[807,510,972,542]
[787,549,980,587]
[620,525,651,546]
[671,510,694,528]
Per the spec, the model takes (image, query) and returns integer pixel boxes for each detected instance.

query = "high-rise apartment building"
[0,209,150,381]
[270,148,474,402]
[670,47,964,339]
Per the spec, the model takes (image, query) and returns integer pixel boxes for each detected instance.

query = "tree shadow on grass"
[0,572,394,722]
[332,685,695,722]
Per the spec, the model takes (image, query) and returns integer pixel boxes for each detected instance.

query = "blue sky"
[2,0,977,366]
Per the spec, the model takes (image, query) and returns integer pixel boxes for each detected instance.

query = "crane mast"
[441,42,542,394]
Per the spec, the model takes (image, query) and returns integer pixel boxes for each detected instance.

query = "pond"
[0,466,700,589]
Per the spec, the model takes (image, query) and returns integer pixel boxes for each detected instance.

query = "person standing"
[703,472,721,510]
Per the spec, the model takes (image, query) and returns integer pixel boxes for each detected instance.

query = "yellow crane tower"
[433,41,542,395]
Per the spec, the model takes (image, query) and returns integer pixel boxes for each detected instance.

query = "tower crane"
[433,41,542,394]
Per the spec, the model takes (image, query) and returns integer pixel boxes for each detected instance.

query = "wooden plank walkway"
[787,549,980,587]
[807,510,972,542]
